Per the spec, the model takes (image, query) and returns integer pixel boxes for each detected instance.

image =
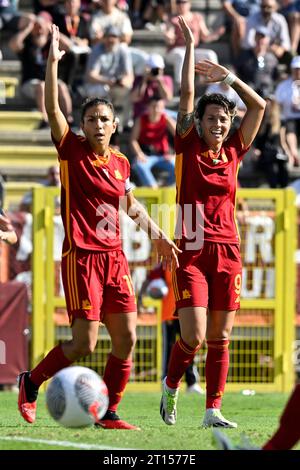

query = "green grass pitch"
[0,390,299,450]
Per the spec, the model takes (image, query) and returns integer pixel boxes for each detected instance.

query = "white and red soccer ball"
[46,366,109,428]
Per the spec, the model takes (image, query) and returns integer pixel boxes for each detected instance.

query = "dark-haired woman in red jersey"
[17,24,181,430]
[160,16,266,429]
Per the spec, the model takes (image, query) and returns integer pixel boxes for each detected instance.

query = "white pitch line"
[0,436,132,450]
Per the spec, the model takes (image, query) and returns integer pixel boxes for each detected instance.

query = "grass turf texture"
[0,390,299,450]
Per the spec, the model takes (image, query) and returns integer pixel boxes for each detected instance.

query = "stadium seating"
[0,146,57,179]
[0,77,18,101]
[0,111,43,131]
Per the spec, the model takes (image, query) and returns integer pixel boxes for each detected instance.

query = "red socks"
[103,354,132,412]
[263,384,300,450]
[166,337,230,408]
[166,338,199,389]
[206,339,229,409]
[30,345,72,387]
[29,346,133,416]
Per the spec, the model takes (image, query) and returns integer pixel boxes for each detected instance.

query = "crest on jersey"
[114,169,122,180]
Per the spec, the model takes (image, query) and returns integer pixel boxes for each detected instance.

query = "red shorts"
[173,242,242,311]
[61,248,137,324]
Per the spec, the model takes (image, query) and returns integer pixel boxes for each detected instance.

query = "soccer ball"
[146,278,169,299]
[46,366,109,428]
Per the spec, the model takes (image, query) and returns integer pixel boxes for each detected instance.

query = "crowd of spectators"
[1,0,300,393]
[1,0,300,188]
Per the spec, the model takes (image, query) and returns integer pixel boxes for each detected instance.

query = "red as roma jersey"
[174,124,249,250]
[53,127,131,255]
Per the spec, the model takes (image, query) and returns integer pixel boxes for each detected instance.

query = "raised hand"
[49,24,65,62]
[177,15,194,45]
[195,59,229,83]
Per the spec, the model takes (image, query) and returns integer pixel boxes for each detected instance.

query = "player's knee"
[72,341,96,358]
[182,333,204,350]
[207,330,231,342]
[221,325,233,339]
[124,330,136,353]
[113,330,136,356]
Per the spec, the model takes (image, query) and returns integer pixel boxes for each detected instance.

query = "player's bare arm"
[122,192,181,270]
[195,60,266,147]
[45,24,68,142]
[230,77,266,146]
[177,16,195,127]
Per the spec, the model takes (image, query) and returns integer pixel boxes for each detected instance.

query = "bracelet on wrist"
[223,72,236,86]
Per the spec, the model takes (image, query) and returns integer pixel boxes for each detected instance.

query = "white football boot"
[160,377,179,425]
[203,408,237,428]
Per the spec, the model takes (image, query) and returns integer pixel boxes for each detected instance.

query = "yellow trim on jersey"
[123,274,134,295]
[175,153,183,205]
[200,150,210,159]
[67,251,74,310]
[174,153,184,256]
[60,160,73,257]
[92,155,110,166]
[66,250,80,310]
[56,124,69,154]
[172,268,180,301]
[72,250,80,309]
[111,147,130,163]
[234,161,241,243]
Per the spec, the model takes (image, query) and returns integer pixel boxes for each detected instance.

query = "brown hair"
[195,93,237,122]
[80,97,115,122]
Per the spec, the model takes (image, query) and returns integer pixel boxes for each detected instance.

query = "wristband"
[223,72,236,86]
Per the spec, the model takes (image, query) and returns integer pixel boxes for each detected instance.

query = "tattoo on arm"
[176,111,195,136]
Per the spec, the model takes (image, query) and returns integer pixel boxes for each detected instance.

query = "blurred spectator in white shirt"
[164,0,224,92]
[275,55,300,166]
[236,26,279,95]
[83,24,133,127]
[89,0,132,44]
[278,0,300,53]
[222,0,261,57]
[243,0,291,62]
